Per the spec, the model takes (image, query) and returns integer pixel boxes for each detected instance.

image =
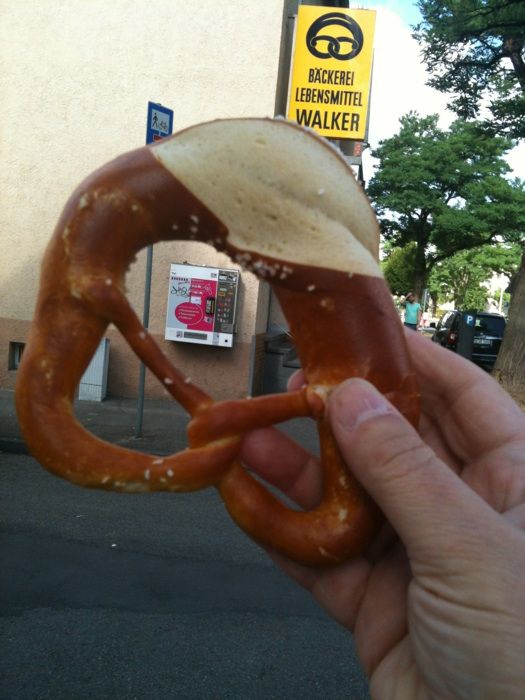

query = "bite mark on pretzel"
[15,118,419,566]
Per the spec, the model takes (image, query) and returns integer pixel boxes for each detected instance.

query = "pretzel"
[15,118,419,566]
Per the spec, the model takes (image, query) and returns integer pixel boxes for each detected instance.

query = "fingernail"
[329,379,396,434]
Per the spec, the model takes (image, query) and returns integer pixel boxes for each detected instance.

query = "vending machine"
[165,263,240,347]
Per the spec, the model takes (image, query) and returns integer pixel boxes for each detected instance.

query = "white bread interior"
[151,118,381,277]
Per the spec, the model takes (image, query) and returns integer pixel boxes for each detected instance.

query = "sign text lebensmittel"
[287,7,376,140]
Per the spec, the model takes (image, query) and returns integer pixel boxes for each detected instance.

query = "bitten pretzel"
[15,118,419,566]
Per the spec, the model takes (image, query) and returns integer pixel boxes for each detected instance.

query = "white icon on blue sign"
[151,109,170,134]
[146,101,173,144]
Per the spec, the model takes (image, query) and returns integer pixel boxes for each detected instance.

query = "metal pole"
[134,102,173,439]
[135,244,153,437]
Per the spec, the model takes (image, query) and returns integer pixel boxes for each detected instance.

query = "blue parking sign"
[146,102,174,144]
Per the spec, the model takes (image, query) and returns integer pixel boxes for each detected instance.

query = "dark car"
[431,310,506,369]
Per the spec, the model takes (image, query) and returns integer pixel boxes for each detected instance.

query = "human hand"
[240,331,525,699]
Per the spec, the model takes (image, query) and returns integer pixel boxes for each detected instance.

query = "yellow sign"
[287,6,376,140]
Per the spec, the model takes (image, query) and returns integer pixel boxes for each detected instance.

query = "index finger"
[239,426,322,509]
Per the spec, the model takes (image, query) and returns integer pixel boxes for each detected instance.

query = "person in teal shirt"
[403,291,422,329]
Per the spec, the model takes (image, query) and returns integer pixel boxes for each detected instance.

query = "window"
[475,316,505,337]
[8,342,25,370]
[442,312,455,329]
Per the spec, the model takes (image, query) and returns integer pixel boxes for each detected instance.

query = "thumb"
[327,379,486,558]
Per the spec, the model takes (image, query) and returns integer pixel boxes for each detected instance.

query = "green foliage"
[382,243,417,296]
[367,112,525,293]
[414,0,525,138]
[428,243,521,309]
[413,2,525,396]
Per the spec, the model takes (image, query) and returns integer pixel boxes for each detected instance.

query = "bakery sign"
[287,6,376,140]
[165,263,240,347]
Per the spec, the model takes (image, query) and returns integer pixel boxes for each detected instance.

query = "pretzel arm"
[219,460,379,567]
[15,297,240,492]
[188,389,321,446]
[219,417,380,567]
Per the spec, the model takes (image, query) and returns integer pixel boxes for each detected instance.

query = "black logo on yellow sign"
[306,12,364,61]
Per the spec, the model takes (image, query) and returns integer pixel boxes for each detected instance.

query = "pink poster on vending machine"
[173,277,218,331]
[165,264,219,343]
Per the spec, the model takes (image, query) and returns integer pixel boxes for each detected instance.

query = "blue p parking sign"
[146,102,173,144]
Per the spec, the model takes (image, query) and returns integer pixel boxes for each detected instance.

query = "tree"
[414,1,525,404]
[367,112,525,297]
[383,242,521,314]
[494,247,525,404]
[382,243,417,297]
[428,243,522,309]
[414,0,525,138]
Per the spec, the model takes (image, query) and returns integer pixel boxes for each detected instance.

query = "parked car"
[431,310,506,369]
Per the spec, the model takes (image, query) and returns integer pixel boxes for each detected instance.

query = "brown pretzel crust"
[214,272,418,565]
[15,118,420,566]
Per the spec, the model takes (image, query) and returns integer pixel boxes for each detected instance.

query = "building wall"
[0,0,284,399]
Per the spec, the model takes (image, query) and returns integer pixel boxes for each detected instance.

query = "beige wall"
[0,0,283,399]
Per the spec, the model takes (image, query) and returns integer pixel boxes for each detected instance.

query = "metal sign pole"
[135,102,174,438]
[457,311,476,360]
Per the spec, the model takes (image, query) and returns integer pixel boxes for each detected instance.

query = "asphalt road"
[0,452,370,700]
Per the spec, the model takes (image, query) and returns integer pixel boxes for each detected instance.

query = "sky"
[348,1,525,180]
[371,0,423,25]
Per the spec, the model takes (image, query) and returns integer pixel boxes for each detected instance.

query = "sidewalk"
[0,388,318,457]
[0,389,190,456]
